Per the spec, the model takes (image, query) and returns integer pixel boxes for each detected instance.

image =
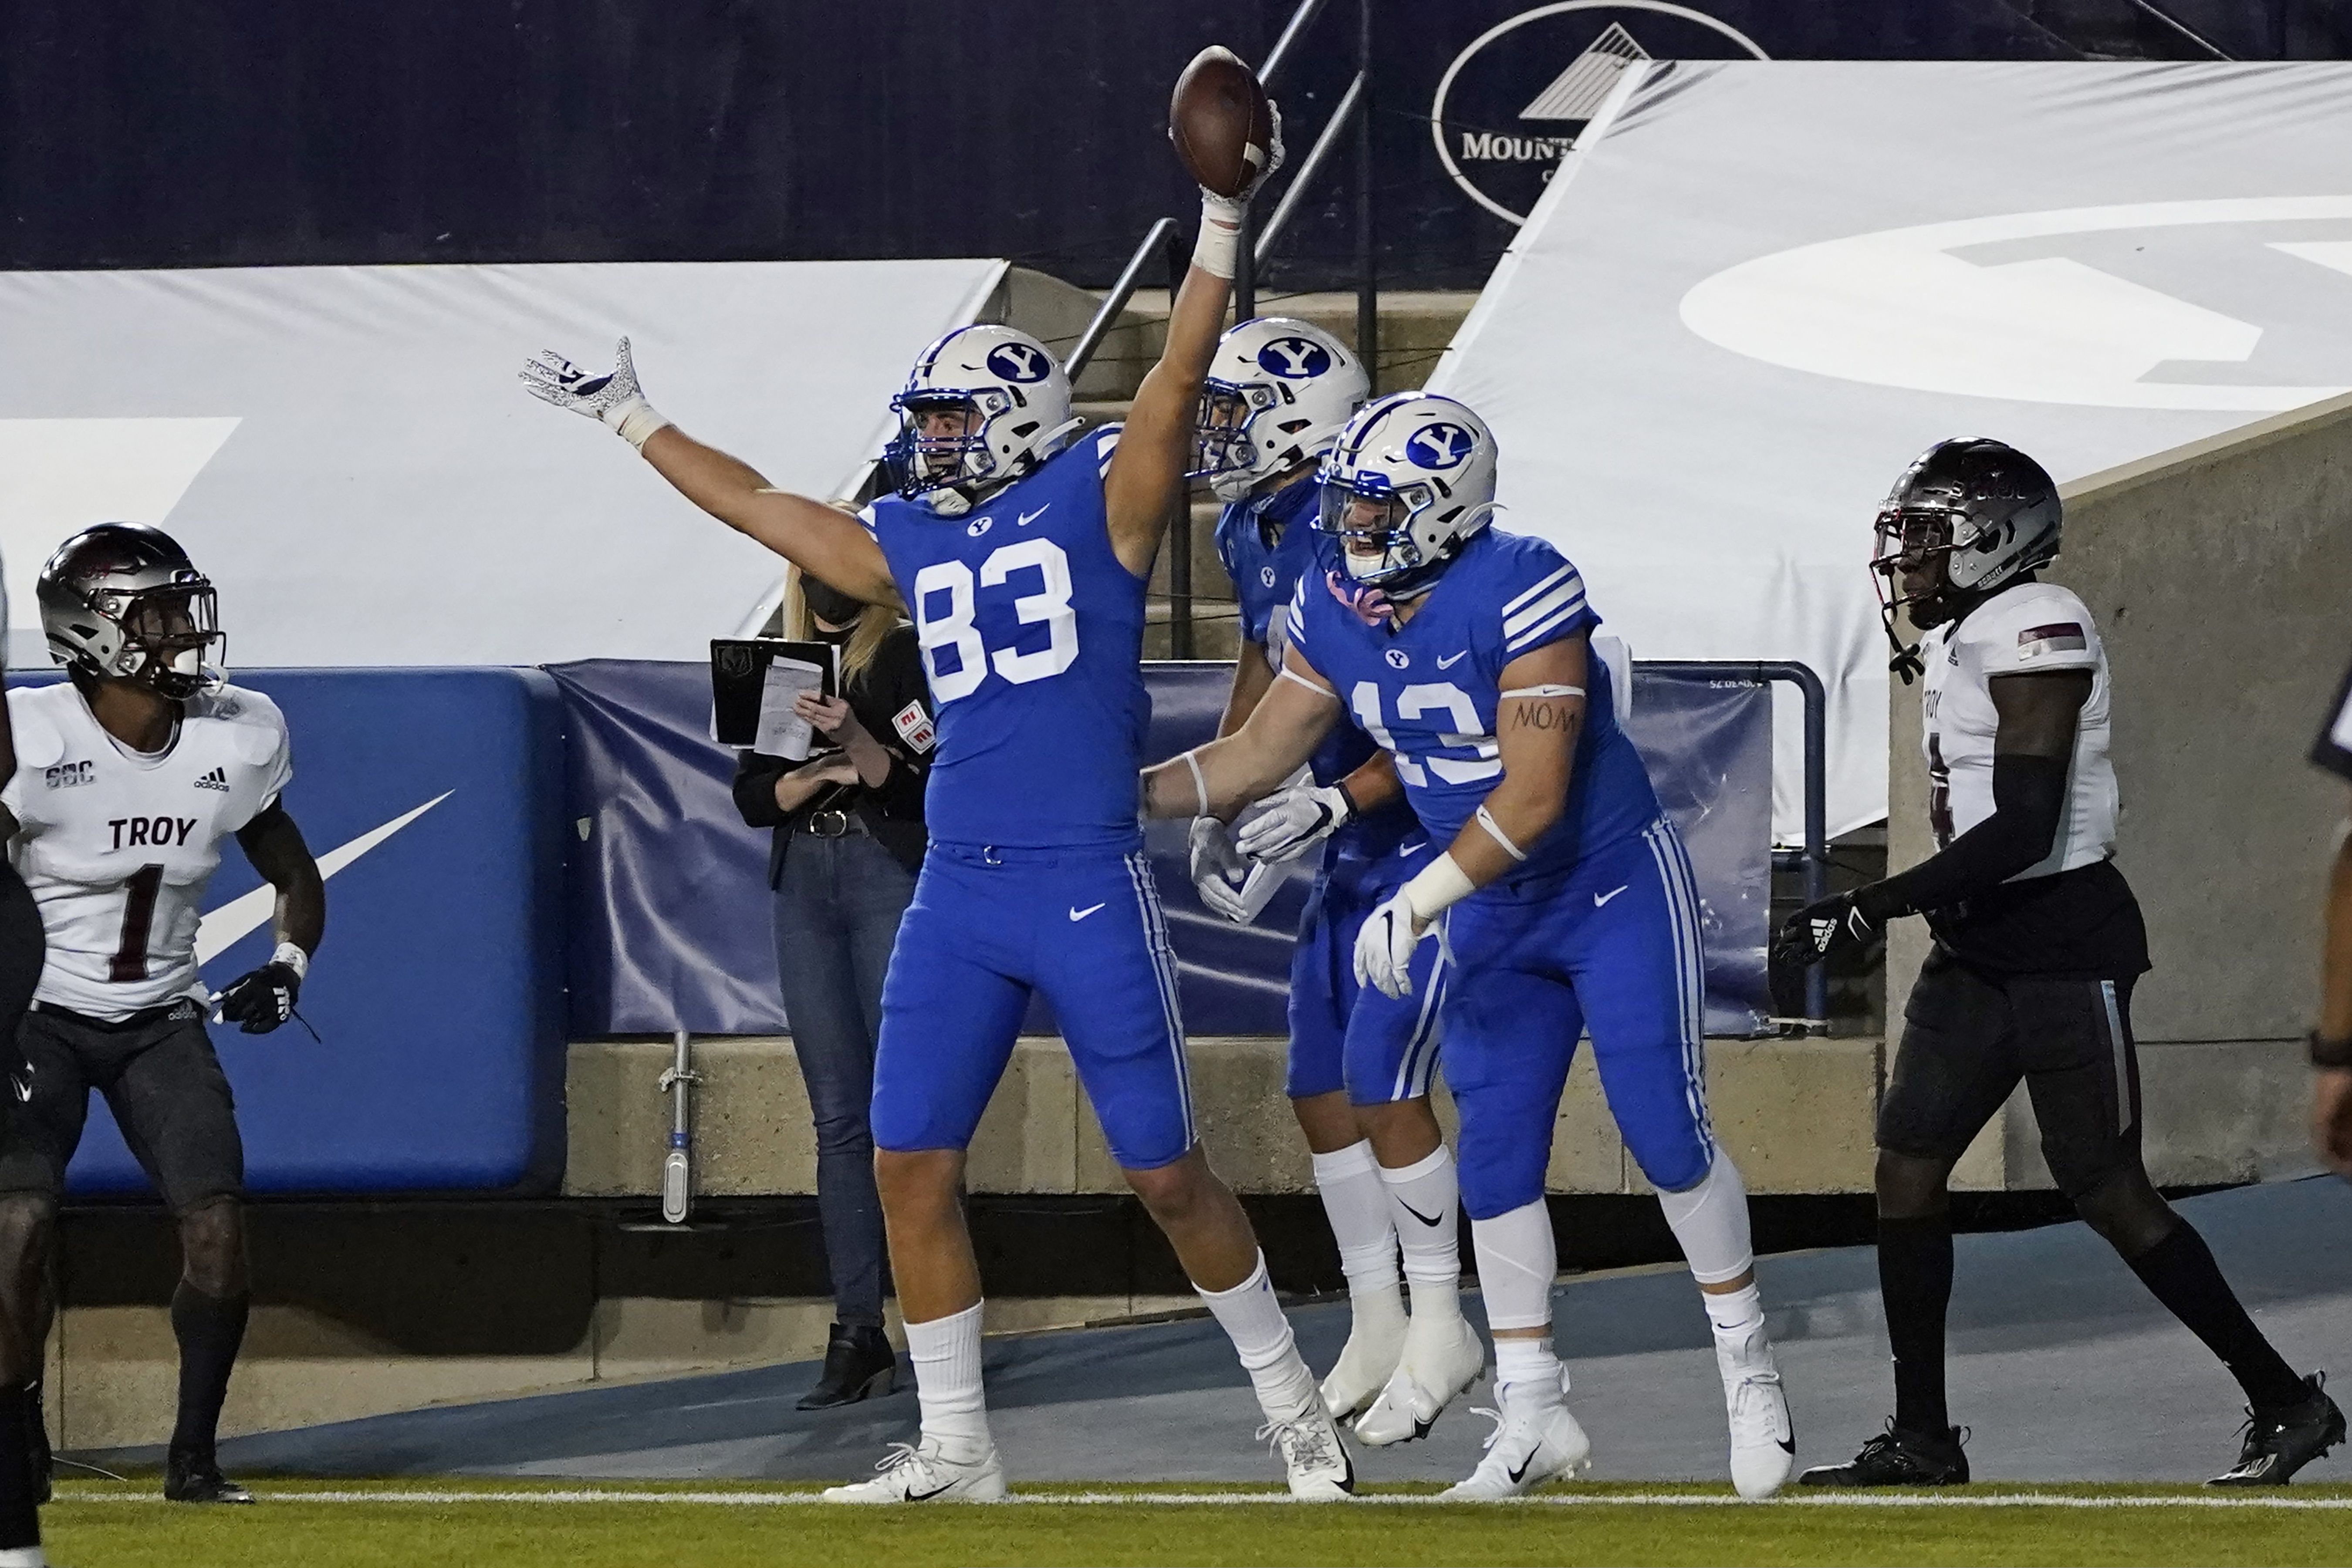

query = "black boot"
[1798,1420,1969,1486]
[25,1383,47,1507]
[796,1323,896,1411]
[2211,1372,2345,1485]
[164,1446,254,1504]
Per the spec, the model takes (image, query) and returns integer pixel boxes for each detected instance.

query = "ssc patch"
[892,701,936,754]
[2016,622,2087,659]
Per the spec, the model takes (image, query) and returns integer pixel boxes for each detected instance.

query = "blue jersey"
[865,427,1147,851]
[1215,480,1412,863]
[1287,527,1659,880]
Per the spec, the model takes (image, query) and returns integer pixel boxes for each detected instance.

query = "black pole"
[1236,210,1257,324]
[1355,0,1376,389]
[1168,229,1196,658]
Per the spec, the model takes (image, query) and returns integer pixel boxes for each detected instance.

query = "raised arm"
[1103,108,1285,575]
[522,338,900,609]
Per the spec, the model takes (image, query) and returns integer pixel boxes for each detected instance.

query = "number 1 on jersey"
[109,863,165,983]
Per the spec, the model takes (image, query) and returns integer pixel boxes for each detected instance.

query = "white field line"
[46,1488,2352,1511]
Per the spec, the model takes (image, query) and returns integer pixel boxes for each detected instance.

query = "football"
[1169,45,1273,198]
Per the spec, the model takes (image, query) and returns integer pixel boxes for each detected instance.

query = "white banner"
[0,259,1007,667]
[1431,61,2352,838]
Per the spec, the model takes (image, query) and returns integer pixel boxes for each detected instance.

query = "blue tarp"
[553,659,1774,1040]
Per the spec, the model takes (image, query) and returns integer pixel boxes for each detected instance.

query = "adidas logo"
[193,767,230,792]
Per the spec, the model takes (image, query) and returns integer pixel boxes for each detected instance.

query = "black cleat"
[1798,1420,1969,1487]
[2211,1372,2345,1486]
[796,1322,897,1412]
[164,1448,254,1504]
[26,1383,49,1507]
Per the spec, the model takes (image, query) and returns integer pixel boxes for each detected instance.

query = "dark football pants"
[0,1001,245,1214]
[1878,948,2142,1197]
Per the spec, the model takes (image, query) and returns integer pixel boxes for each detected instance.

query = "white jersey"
[1919,580,2116,879]
[1,682,293,1019]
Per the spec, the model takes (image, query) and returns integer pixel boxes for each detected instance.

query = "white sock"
[1493,1336,1565,1412]
[1702,1281,1764,1340]
[0,1545,46,1566]
[904,1301,990,1453]
[1198,1251,1319,1419]
[1657,1146,1756,1286]
[1470,1198,1557,1332]
[1312,1140,1404,1331]
[1380,1144,1464,1325]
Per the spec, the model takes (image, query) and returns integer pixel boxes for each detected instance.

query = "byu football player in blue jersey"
[1192,318,1482,1448]
[523,124,1366,1503]
[1144,393,1796,1500]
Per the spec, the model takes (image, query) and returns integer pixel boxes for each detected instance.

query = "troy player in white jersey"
[1777,439,2339,1489]
[0,524,325,1509]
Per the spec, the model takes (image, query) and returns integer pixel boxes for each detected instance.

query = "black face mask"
[801,576,866,631]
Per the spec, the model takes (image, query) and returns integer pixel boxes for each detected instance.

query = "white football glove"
[1189,816,1253,923]
[1353,887,1431,1000]
[519,336,672,448]
[1233,781,1352,865]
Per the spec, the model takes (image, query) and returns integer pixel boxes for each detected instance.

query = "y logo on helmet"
[985,344,1051,384]
[1406,422,1475,470]
[1257,337,1332,379]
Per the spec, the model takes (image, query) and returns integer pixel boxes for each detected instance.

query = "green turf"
[39,1480,2352,1567]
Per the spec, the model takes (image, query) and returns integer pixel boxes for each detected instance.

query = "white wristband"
[271,941,311,982]
[1183,749,1210,817]
[605,395,672,451]
[1500,685,1584,700]
[1191,193,1247,280]
[1402,853,1478,924]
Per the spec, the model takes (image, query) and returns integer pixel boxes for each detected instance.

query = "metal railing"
[1642,660,1831,1028]
[1065,216,1181,384]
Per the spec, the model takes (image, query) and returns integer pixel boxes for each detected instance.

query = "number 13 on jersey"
[913,538,1080,703]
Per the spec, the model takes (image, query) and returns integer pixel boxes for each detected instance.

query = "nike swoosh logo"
[1593,884,1629,907]
[1017,506,1050,527]
[1778,1436,1796,1454]
[904,1482,957,1501]
[1068,902,1105,921]
[1507,1453,1536,1484]
[1397,1200,1447,1228]
[194,792,452,965]
[1436,651,1469,669]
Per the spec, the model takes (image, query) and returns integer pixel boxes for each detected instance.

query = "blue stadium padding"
[8,670,570,1197]
[557,661,1772,1040]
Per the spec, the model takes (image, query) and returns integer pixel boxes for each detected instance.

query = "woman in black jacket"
[732,564,933,1409]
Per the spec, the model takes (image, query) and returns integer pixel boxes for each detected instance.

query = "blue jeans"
[771,830,916,1327]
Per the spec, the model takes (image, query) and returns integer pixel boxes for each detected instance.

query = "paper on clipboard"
[755,659,828,760]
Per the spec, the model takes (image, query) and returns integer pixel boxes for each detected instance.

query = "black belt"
[795,807,868,840]
[31,997,202,1032]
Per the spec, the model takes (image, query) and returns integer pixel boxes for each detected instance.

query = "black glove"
[1771,892,1883,971]
[215,962,301,1035]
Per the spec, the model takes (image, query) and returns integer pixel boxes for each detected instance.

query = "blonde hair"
[782,530,898,688]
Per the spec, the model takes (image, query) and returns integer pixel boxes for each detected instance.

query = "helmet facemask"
[885,391,1013,504]
[1193,379,1318,503]
[1318,473,1449,593]
[91,580,223,699]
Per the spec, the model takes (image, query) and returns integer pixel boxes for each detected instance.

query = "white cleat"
[1720,1331,1796,1500]
[820,1437,1007,1504]
[1318,1308,1407,1421]
[1354,1315,1486,1447]
[1440,1384,1592,1500]
[1260,1397,1358,1500]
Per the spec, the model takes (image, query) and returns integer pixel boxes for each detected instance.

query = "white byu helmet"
[884,325,1078,509]
[1193,317,1369,503]
[1316,393,1499,593]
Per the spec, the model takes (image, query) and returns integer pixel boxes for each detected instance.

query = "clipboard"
[711,638,842,752]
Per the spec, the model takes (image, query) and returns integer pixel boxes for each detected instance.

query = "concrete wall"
[1886,391,2352,1188]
